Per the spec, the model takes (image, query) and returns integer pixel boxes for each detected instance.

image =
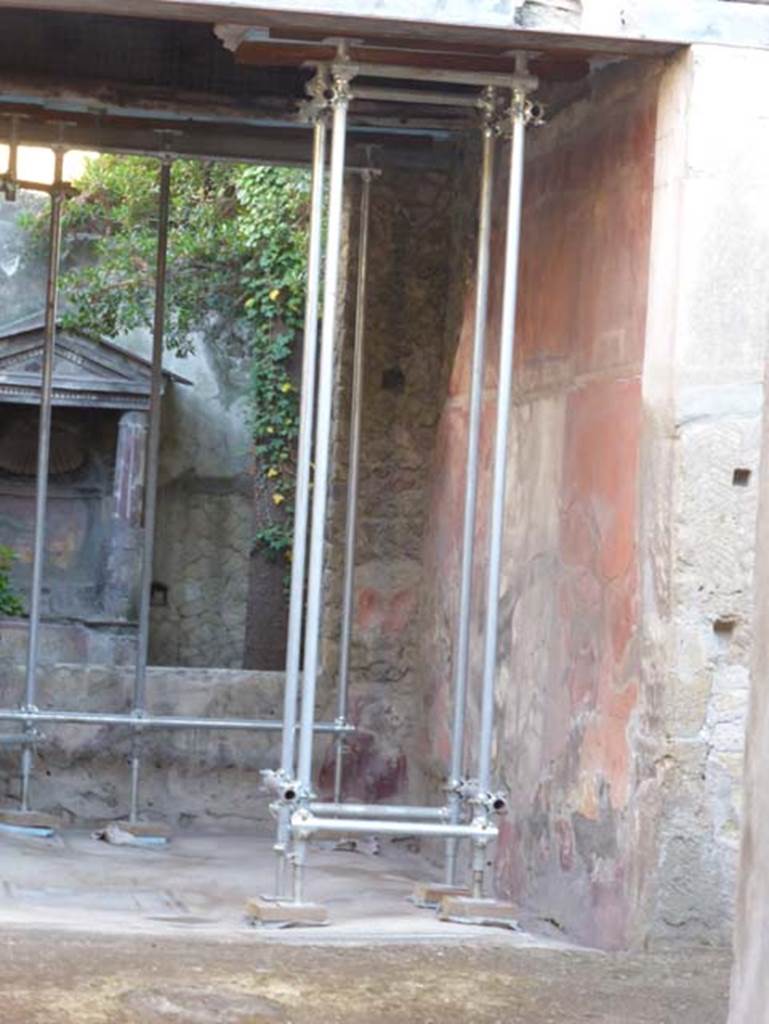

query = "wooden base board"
[245,897,329,927]
[0,809,62,830]
[438,895,520,926]
[411,882,471,908]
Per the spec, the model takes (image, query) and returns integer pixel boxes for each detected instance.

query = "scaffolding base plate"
[437,896,520,930]
[92,821,171,846]
[245,897,329,928]
[0,810,61,837]
[411,882,471,909]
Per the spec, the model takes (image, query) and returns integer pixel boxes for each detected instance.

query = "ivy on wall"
[26,155,310,563]
[0,545,23,617]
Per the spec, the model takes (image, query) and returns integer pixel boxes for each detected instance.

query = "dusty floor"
[0,931,731,1024]
[0,829,732,1022]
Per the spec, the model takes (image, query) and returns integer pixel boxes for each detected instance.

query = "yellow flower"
[272,493,285,506]
[280,381,293,394]
[266,467,279,479]
[269,288,281,301]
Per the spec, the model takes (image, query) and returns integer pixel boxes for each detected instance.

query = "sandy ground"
[0,829,732,1022]
[0,931,731,1024]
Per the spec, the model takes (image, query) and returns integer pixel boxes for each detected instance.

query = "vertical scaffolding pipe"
[273,109,328,894]
[444,93,496,884]
[473,83,530,896]
[129,158,172,824]
[19,148,66,813]
[333,167,373,803]
[279,114,327,787]
[293,60,353,901]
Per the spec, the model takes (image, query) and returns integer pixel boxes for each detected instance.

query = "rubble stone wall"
[314,163,465,800]
[0,663,284,828]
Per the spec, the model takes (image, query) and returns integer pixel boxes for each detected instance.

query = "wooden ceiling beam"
[234,39,592,83]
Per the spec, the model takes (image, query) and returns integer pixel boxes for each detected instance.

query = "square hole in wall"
[713,616,737,637]
[732,468,751,487]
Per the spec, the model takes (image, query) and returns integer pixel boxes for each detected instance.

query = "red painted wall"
[418,68,659,948]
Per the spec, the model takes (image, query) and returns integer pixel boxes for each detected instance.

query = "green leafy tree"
[36,155,309,560]
[0,545,24,617]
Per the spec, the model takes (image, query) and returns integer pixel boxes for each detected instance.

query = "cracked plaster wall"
[418,62,657,950]
[415,47,768,950]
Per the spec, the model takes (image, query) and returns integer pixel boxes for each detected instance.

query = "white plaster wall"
[118,329,252,483]
[118,329,254,668]
[641,44,769,944]
[728,320,769,1024]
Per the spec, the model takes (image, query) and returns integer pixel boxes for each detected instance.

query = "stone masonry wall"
[315,163,464,801]
[727,59,769,1009]
[0,663,284,828]
[640,45,769,948]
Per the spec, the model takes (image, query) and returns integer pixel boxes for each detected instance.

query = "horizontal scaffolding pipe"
[0,734,37,747]
[353,86,480,108]
[292,814,497,841]
[309,801,450,821]
[351,62,538,91]
[0,709,353,733]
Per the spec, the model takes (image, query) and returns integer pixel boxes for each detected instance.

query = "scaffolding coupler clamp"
[333,714,350,741]
[475,85,504,137]
[469,814,499,847]
[1,114,25,201]
[499,94,546,132]
[454,778,507,816]
[260,768,309,806]
[444,776,469,797]
[290,806,316,840]
[298,64,330,123]
[475,789,508,816]
[17,708,43,747]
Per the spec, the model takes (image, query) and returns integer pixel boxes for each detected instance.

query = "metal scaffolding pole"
[472,75,533,898]
[444,88,498,886]
[348,61,537,92]
[293,812,498,842]
[333,167,373,803]
[310,801,449,821]
[0,709,353,733]
[292,53,354,904]
[274,74,328,895]
[129,158,171,825]
[19,147,66,813]
[353,86,480,108]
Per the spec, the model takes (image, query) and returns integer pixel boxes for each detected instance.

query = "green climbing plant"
[237,165,310,562]
[0,545,24,617]
[25,155,310,564]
